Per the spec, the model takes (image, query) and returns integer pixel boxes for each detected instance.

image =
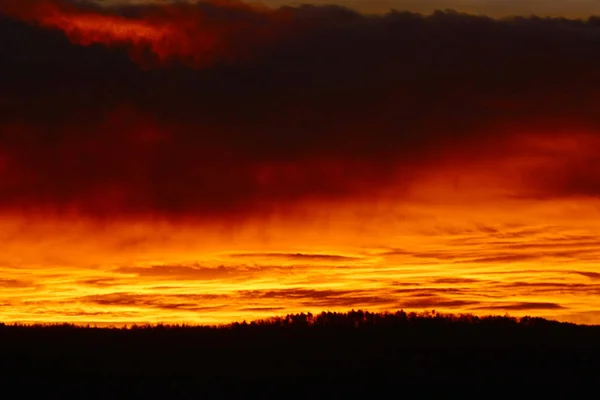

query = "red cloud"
[2,5,600,221]
[0,0,284,68]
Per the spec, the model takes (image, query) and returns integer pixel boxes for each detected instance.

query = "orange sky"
[1,0,600,326]
[3,141,600,325]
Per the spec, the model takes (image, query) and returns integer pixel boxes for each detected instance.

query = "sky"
[0,0,600,326]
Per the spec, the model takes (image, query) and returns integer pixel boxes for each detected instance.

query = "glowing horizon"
[3,172,600,326]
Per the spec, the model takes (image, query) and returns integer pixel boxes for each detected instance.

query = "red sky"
[0,0,599,325]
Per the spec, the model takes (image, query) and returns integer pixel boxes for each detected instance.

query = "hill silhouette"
[1,310,599,395]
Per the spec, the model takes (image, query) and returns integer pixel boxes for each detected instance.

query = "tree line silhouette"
[1,310,598,395]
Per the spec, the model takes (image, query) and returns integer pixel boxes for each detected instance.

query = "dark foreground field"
[1,310,599,395]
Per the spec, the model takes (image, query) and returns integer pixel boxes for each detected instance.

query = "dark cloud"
[79,289,396,311]
[382,249,475,261]
[240,288,396,308]
[0,0,282,69]
[0,278,35,289]
[454,248,598,264]
[1,2,600,220]
[309,296,392,308]
[53,310,140,318]
[495,281,594,289]
[235,287,488,310]
[459,253,554,264]
[486,239,600,252]
[400,297,479,309]
[571,271,600,280]
[469,227,550,241]
[383,244,600,265]
[239,307,286,312]
[480,302,564,311]
[157,304,230,312]
[79,292,231,310]
[77,278,122,287]
[229,253,362,262]
[393,287,470,296]
[491,281,600,296]
[148,285,190,290]
[431,277,481,285]
[240,288,351,300]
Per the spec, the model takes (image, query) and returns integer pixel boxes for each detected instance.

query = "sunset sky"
[1,0,600,326]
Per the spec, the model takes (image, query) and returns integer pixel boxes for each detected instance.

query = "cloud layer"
[2,2,600,220]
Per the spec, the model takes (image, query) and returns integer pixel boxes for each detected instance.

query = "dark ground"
[1,311,598,396]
